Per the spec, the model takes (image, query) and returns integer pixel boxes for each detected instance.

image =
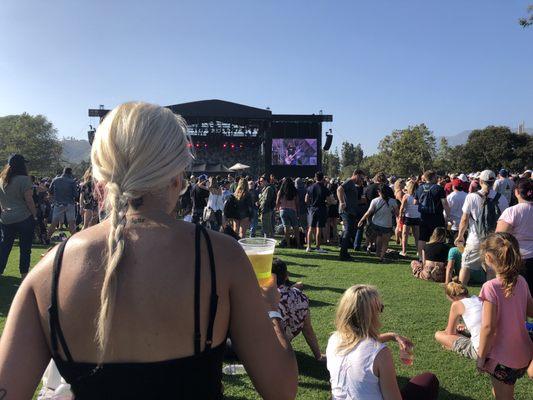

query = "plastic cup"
[399,348,414,366]
[238,238,276,286]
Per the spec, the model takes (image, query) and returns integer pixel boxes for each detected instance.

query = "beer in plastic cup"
[399,348,414,366]
[238,238,276,286]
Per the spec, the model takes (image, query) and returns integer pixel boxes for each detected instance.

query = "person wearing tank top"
[327,285,439,400]
[399,180,421,257]
[0,102,298,399]
[435,280,482,360]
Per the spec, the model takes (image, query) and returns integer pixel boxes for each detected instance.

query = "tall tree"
[519,5,533,27]
[322,148,341,177]
[340,141,364,169]
[377,124,436,176]
[0,113,63,176]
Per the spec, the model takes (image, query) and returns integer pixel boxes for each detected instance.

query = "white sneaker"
[306,247,313,252]
[316,248,327,254]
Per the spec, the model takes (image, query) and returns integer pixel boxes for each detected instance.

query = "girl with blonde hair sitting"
[326,285,439,400]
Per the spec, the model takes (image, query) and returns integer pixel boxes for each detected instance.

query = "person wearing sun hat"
[0,154,38,279]
[455,170,509,285]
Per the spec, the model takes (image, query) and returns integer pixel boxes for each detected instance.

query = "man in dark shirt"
[365,172,394,202]
[414,170,451,260]
[337,169,365,261]
[47,167,78,240]
[305,172,333,253]
[191,174,210,224]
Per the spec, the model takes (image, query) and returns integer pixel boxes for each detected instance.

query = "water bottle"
[222,364,247,375]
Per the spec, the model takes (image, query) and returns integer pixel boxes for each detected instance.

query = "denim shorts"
[52,203,76,223]
[280,209,298,228]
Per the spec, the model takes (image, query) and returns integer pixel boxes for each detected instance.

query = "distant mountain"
[440,127,533,147]
[61,138,91,164]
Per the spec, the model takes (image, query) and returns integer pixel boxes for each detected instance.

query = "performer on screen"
[285,140,301,166]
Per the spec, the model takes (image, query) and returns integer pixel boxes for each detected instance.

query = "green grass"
[1,238,532,399]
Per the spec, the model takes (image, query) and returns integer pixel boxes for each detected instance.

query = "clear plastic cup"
[238,238,276,286]
[399,348,414,366]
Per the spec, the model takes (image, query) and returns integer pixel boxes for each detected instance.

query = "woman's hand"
[260,274,280,312]
[357,219,365,228]
[394,334,414,351]
[456,324,466,332]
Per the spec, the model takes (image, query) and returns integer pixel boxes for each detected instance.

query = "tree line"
[322,124,533,179]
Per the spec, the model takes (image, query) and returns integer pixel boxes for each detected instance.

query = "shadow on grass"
[0,275,21,317]
[303,284,345,294]
[295,351,330,388]
[397,376,475,400]
[309,299,333,308]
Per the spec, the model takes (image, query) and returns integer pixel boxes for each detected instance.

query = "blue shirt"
[50,174,77,205]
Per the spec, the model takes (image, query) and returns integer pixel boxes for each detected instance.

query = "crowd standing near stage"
[0,102,532,399]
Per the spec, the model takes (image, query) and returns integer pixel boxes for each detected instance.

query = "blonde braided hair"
[90,102,191,358]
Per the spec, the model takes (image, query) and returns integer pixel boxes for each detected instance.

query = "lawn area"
[1,239,532,399]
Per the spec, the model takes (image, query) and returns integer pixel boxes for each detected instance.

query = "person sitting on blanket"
[411,227,450,282]
[434,278,482,360]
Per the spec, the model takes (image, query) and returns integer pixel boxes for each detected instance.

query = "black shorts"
[490,363,528,385]
[419,215,445,242]
[404,217,420,226]
[309,207,327,228]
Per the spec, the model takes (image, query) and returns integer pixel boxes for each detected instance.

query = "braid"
[499,238,521,298]
[96,182,128,358]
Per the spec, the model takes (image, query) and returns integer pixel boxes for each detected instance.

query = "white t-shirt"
[447,191,467,231]
[462,190,509,246]
[493,178,514,204]
[459,296,482,351]
[326,334,386,400]
[368,197,397,228]
[498,202,533,259]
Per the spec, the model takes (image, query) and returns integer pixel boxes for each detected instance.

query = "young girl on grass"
[477,232,533,400]
[434,278,482,360]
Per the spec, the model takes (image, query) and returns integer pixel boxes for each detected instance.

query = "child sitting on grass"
[434,278,482,360]
[476,233,533,400]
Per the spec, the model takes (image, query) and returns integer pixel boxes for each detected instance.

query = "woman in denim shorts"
[276,178,301,248]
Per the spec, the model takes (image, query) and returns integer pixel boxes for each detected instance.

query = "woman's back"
[326,334,386,400]
[0,175,32,224]
[459,296,482,351]
[404,194,420,219]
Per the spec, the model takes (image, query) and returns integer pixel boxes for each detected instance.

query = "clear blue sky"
[1,0,532,153]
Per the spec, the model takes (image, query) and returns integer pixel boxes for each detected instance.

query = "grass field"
[1,238,532,399]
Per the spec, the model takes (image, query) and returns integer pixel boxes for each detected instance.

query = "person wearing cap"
[446,178,467,244]
[493,168,515,205]
[0,154,38,279]
[47,167,78,242]
[458,174,470,193]
[455,170,509,285]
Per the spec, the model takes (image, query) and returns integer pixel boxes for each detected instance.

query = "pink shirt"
[479,276,533,369]
[498,203,533,259]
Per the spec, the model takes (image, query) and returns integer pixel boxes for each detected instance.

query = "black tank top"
[48,224,225,399]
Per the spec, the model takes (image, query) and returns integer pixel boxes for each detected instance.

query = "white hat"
[479,170,496,182]
[458,173,468,182]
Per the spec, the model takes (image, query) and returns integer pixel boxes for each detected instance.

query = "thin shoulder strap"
[48,238,74,362]
[193,224,202,355]
[200,226,218,351]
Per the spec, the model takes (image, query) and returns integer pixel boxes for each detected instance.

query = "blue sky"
[1,0,532,154]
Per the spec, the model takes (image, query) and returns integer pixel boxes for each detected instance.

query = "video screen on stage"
[271,138,318,166]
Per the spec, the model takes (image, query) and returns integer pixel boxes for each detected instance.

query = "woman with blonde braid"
[0,102,297,399]
[476,233,533,399]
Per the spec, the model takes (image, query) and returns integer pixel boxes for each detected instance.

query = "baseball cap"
[452,178,462,188]
[198,174,208,181]
[479,170,496,182]
[498,168,509,177]
[458,174,468,182]
[8,154,28,167]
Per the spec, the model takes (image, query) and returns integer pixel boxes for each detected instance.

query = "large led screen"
[271,138,318,166]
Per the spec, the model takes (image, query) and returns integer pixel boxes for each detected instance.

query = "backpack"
[474,192,502,239]
[417,184,436,214]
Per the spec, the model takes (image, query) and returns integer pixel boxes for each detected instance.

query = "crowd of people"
[0,102,531,399]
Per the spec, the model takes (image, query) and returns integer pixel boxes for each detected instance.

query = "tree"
[377,124,436,176]
[322,148,340,177]
[0,113,63,176]
[340,142,364,169]
[519,5,533,27]
[434,137,457,174]
[360,154,389,178]
[459,126,519,172]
